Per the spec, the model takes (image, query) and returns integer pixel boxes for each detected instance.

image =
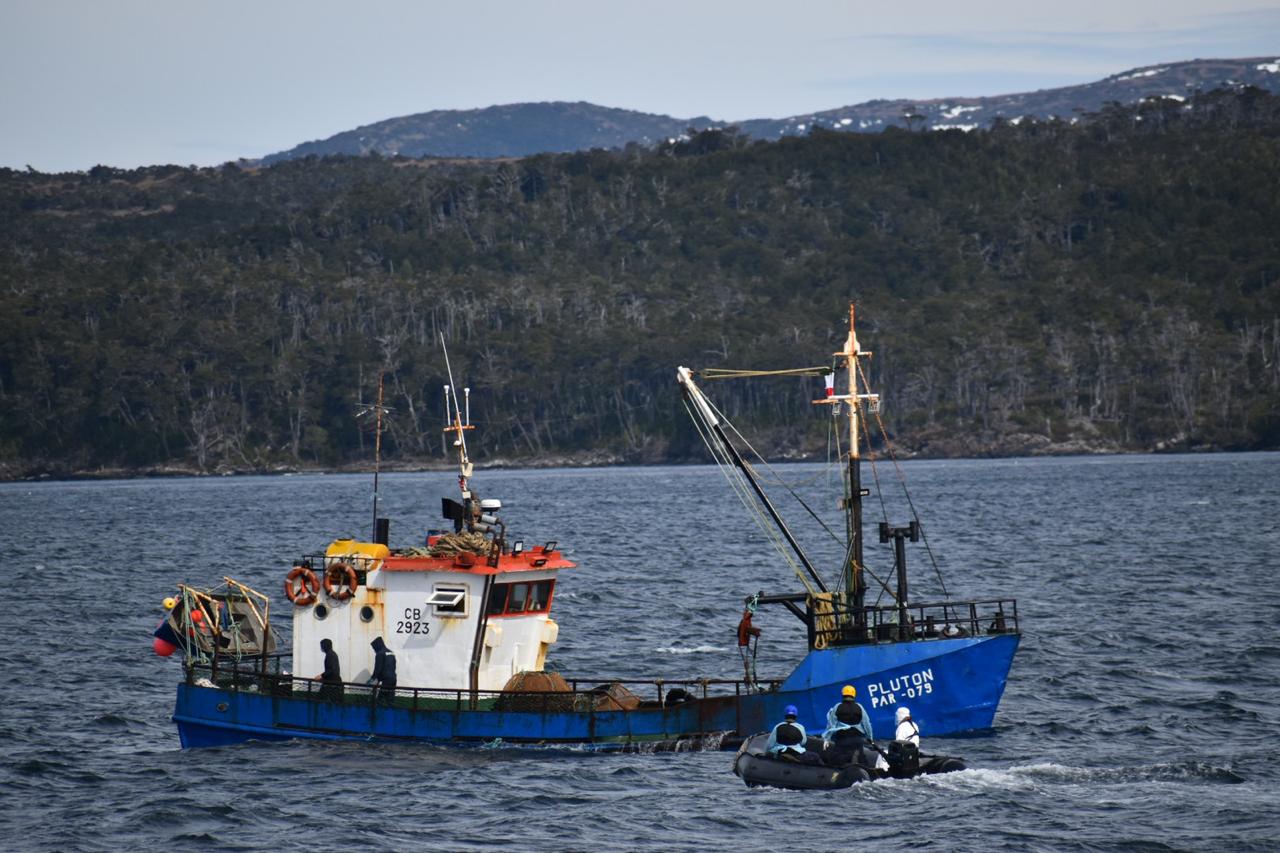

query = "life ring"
[323,562,359,601]
[284,566,320,606]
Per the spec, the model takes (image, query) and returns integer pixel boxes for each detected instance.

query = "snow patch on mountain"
[1117,67,1168,81]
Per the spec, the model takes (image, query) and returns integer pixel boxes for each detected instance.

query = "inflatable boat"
[732,733,965,790]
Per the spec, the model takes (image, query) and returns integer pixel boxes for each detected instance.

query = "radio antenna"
[440,335,474,491]
[355,372,393,541]
[371,371,386,539]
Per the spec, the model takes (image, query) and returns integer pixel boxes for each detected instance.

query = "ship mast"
[843,304,866,610]
[813,304,875,611]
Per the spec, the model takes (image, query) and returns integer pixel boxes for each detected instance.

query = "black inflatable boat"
[732,733,966,790]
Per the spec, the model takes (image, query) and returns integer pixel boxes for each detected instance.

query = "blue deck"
[174,633,1018,748]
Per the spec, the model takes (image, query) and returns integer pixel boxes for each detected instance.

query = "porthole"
[314,603,329,620]
[359,605,375,623]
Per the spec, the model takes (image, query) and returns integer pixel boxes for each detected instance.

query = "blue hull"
[174,633,1018,749]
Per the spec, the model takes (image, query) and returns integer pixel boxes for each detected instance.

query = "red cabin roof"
[380,546,575,575]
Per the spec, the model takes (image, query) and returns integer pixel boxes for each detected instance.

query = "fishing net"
[426,531,491,556]
[574,682,641,712]
[496,670,574,712]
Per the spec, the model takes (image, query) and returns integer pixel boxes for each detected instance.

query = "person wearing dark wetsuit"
[369,636,397,705]
[317,638,343,702]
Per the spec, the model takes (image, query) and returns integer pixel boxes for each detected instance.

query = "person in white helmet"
[894,706,920,745]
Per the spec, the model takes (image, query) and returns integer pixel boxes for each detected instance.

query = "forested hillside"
[2,88,1279,478]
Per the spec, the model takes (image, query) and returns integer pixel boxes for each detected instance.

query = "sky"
[2,0,1278,173]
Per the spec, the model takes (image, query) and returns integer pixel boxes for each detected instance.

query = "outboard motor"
[887,739,921,779]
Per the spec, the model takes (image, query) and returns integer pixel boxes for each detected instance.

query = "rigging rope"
[224,593,243,659]
[831,406,846,594]
[855,357,950,599]
[701,386,902,600]
[699,366,831,379]
[836,379,904,602]
[682,397,817,597]
[700,394,842,588]
[180,586,210,666]
[701,393,832,528]
[684,365,928,604]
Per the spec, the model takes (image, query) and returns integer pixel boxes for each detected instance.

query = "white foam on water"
[654,645,726,654]
[920,765,1046,793]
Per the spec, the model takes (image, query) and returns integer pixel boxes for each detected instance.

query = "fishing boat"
[157,306,1019,749]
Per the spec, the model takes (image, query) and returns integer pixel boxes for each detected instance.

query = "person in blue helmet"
[766,704,813,760]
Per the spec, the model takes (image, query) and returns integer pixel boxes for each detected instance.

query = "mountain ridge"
[260,55,1280,163]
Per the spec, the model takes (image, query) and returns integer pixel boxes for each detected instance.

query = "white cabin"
[290,536,574,695]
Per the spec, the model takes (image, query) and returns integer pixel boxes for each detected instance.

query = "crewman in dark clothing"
[317,638,343,702]
[368,636,397,705]
[822,700,872,768]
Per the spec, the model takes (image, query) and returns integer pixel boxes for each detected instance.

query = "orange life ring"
[323,562,359,601]
[284,566,320,606]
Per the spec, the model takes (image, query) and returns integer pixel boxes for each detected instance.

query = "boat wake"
[922,761,1245,791]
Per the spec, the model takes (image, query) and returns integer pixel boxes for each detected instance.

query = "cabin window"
[508,583,529,612]
[526,580,552,611]
[426,585,467,617]
[485,579,555,617]
[486,584,508,616]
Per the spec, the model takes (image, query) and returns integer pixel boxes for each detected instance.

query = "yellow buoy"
[163,597,177,610]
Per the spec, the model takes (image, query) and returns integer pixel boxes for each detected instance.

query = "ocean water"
[2,453,1278,852]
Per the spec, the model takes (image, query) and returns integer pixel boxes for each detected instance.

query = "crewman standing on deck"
[368,636,397,705]
[316,638,343,702]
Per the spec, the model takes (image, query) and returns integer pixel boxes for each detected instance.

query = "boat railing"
[809,596,1019,648]
[183,655,782,711]
[297,553,384,575]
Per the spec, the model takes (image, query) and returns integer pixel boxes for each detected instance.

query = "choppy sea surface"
[2,453,1278,852]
